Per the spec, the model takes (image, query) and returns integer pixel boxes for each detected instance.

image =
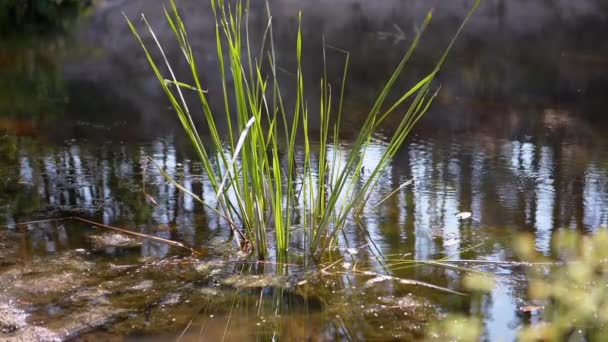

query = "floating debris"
[366,275,393,286]
[3,326,61,342]
[0,297,61,341]
[12,271,84,296]
[194,260,225,276]
[130,280,155,291]
[159,293,182,306]
[221,274,289,289]
[455,212,472,220]
[346,248,359,255]
[89,233,142,250]
[0,299,27,334]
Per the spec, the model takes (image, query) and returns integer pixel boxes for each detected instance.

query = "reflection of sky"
[471,148,485,223]
[535,147,554,254]
[485,275,518,342]
[408,142,436,260]
[7,134,608,240]
[584,165,608,229]
[19,155,33,184]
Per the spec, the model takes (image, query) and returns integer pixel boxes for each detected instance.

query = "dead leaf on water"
[455,212,472,220]
[346,248,359,255]
[144,193,158,206]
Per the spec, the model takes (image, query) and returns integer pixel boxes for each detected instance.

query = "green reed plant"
[127,0,480,260]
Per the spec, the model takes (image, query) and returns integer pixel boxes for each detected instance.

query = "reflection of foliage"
[516,230,608,341]
[0,0,89,33]
[0,136,42,217]
[0,134,18,162]
[0,134,18,192]
[0,36,67,120]
[0,0,87,120]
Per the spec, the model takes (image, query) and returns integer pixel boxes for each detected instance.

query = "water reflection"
[2,107,607,257]
[0,115,606,336]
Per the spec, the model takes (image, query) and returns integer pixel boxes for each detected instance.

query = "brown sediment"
[0,118,39,136]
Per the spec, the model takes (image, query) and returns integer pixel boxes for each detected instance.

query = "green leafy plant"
[426,314,483,342]
[127,0,480,260]
[516,230,608,341]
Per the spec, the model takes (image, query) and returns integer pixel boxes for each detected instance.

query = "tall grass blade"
[128,0,479,260]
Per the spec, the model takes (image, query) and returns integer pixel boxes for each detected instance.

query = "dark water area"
[1,0,608,340]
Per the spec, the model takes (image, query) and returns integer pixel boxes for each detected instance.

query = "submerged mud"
[0,225,453,340]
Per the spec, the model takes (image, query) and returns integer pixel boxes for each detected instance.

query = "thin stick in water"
[72,216,204,256]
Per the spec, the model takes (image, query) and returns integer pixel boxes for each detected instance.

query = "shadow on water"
[1,0,608,340]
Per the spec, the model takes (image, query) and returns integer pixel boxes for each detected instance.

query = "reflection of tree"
[2,107,604,247]
[0,0,86,33]
[0,137,213,258]
[457,142,474,258]
[401,147,416,259]
[0,137,43,220]
[551,139,563,239]
[14,0,600,142]
[573,174,586,231]
[0,36,68,122]
[363,105,608,328]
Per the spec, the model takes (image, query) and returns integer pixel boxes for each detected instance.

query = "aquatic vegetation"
[426,229,608,340]
[89,232,142,250]
[516,230,608,341]
[127,0,480,260]
[426,314,483,342]
[424,271,494,341]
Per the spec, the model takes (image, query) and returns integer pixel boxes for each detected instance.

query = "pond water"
[1,0,608,341]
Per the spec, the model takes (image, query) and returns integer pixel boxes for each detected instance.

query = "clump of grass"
[127,0,480,260]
